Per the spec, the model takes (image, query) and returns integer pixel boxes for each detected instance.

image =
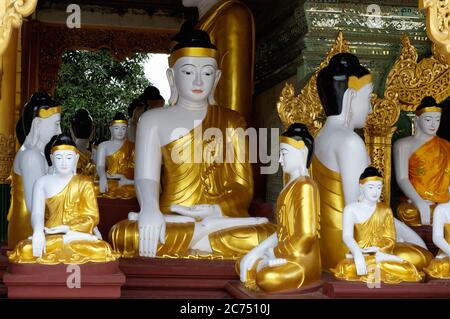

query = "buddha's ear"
[342,88,356,127]
[28,118,40,146]
[208,69,222,106]
[73,153,80,174]
[167,68,178,106]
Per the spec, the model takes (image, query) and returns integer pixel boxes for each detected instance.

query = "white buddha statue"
[96,112,135,199]
[109,28,275,259]
[394,96,450,226]
[8,134,118,264]
[8,92,62,249]
[314,53,430,271]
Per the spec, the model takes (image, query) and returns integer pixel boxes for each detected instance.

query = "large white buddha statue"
[238,123,321,292]
[332,167,426,283]
[7,92,62,249]
[109,29,275,258]
[394,96,450,226]
[8,134,118,264]
[96,112,135,199]
[314,53,430,271]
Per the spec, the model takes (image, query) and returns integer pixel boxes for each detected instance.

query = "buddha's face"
[417,112,441,136]
[360,180,383,202]
[52,149,79,175]
[36,113,62,144]
[279,143,307,175]
[110,123,127,140]
[350,83,373,128]
[171,56,221,104]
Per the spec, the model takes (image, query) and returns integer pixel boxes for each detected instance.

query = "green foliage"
[55,49,151,139]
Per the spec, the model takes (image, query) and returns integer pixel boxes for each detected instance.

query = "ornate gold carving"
[0,133,15,183]
[384,35,450,112]
[420,0,450,65]
[37,23,175,94]
[277,31,349,136]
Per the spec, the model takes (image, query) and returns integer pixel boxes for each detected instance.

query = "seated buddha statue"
[314,53,430,271]
[70,108,96,177]
[332,167,425,283]
[238,124,321,292]
[96,112,136,199]
[8,134,118,264]
[182,0,254,121]
[109,28,275,258]
[423,187,450,278]
[7,92,62,249]
[394,96,450,226]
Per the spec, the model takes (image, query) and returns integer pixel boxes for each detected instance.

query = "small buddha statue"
[238,123,321,292]
[96,112,135,199]
[424,187,450,278]
[8,134,118,264]
[182,0,254,121]
[7,92,62,249]
[314,53,430,271]
[332,167,425,283]
[109,28,275,258]
[395,96,450,226]
[70,108,96,177]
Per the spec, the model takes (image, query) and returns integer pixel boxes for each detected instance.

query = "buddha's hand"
[32,230,46,258]
[99,175,108,193]
[239,247,265,282]
[138,209,166,257]
[63,231,98,244]
[171,204,222,219]
[375,251,404,264]
[354,251,367,276]
[119,176,134,187]
[44,225,70,235]
[414,199,432,225]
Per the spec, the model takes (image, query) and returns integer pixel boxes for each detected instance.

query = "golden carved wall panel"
[36,23,175,94]
[384,34,450,112]
[0,133,15,183]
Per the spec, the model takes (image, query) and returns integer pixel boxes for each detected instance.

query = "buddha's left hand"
[119,176,134,187]
[45,225,70,235]
[171,204,222,219]
[63,231,98,244]
[375,251,404,263]
[32,230,46,258]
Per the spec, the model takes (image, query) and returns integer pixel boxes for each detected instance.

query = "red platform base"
[225,280,325,299]
[119,257,239,299]
[97,197,139,240]
[4,261,125,299]
[411,226,439,255]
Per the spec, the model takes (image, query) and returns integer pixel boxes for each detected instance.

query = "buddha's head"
[279,123,314,177]
[415,96,442,136]
[359,166,383,203]
[142,86,165,110]
[49,134,80,176]
[70,108,93,140]
[109,112,128,141]
[167,28,221,106]
[317,53,373,129]
[22,92,62,147]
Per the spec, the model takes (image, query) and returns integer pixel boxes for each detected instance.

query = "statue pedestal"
[119,257,238,299]
[97,197,139,239]
[411,226,439,255]
[0,255,7,298]
[4,261,125,299]
[225,281,324,299]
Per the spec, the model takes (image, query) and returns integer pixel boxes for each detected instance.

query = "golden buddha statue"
[70,108,96,178]
[238,124,321,292]
[109,28,275,259]
[182,0,254,120]
[394,96,450,226]
[8,134,118,264]
[8,92,62,249]
[96,112,136,199]
[332,167,427,284]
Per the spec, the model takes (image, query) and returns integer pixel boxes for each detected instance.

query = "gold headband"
[51,145,79,154]
[110,119,128,126]
[348,74,373,91]
[360,176,383,184]
[415,106,442,116]
[168,47,219,67]
[280,136,306,150]
[38,106,61,119]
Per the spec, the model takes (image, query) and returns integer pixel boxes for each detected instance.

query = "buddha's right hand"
[99,176,108,193]
[414,199,431,225]
[138,209,166,257]
[354,252,367,276]
[239,247,264,283]
[32,230,46,258]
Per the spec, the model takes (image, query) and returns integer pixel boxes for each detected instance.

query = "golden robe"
[424,224,450,279]
[96,139,135,199]
[77,151,96,178]
[8,175,118,264]
[398,136,450,226]
[109,105,276,258]
[332,203,424,283]
[197,0,254,120]
[239,177,321,292]
[7,172,32,250]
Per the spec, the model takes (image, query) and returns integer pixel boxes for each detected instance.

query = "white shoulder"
[139,106,173,124]
[394,136,413,150]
